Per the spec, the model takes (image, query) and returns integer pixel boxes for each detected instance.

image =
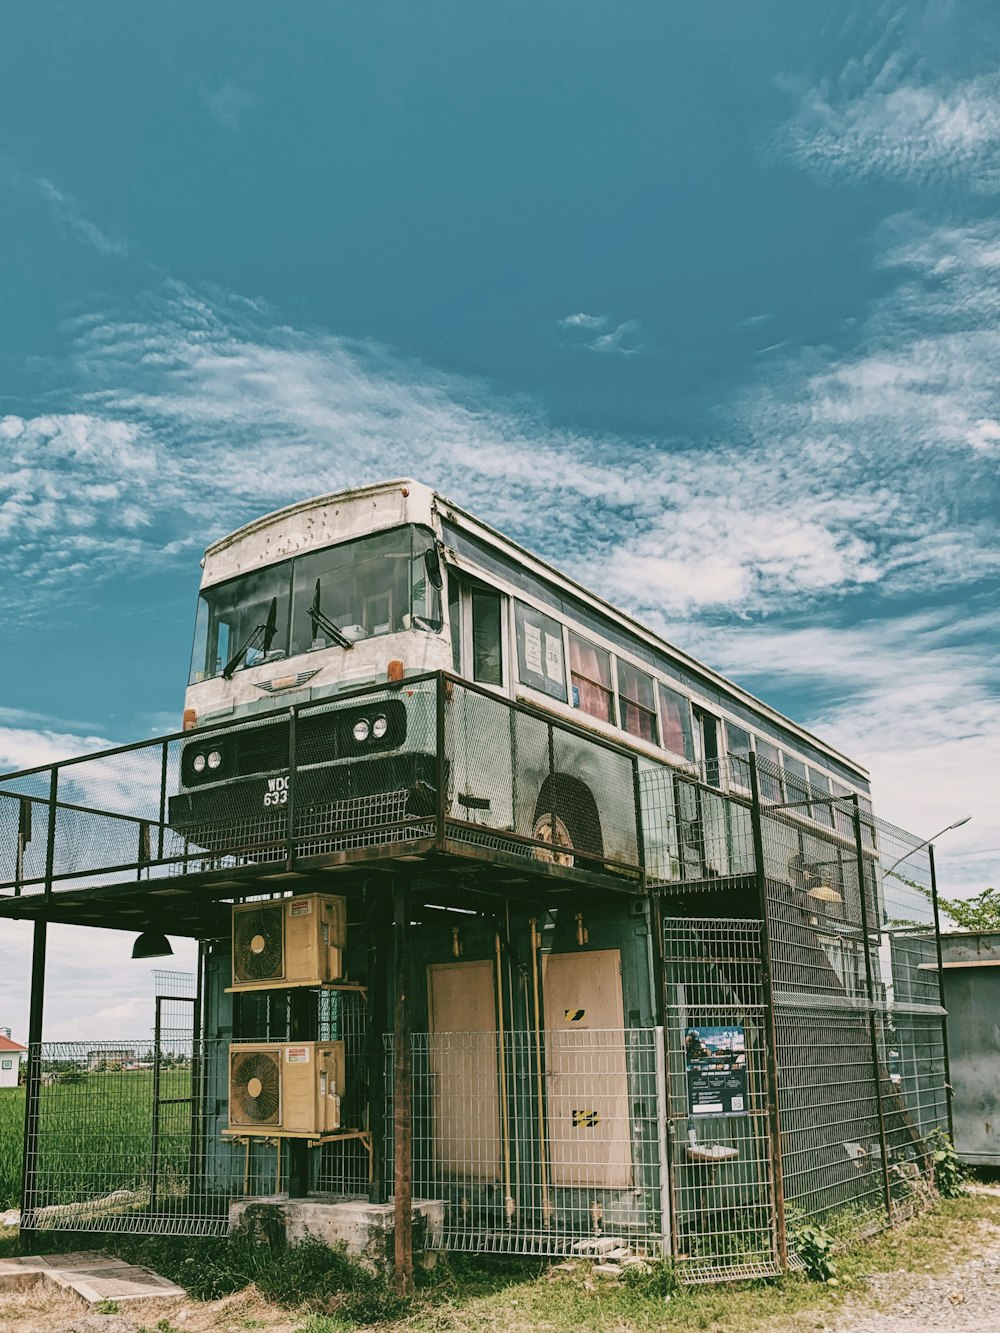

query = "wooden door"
[543,949,632,1188]
[426,960,500,1181]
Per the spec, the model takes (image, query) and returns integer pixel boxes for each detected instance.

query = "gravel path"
[816,1187,1000,1333]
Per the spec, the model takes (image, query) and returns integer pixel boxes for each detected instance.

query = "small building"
[0,1032,26,1088]
[939,931,1000,1168]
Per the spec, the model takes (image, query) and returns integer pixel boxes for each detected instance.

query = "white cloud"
[588,318,642,355]
[558,312,608,330]
[774,70,1000,193]
[0,919,196,1043]
[201,82,255,133]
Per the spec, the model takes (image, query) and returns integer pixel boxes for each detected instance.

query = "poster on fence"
[685,1025,748,1117]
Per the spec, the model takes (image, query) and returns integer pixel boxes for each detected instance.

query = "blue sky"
[1,0,998,1038]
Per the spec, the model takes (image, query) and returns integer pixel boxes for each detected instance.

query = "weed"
[929,1129,965,1198]
[95,1299,120,1314]
[790,1223,838,1285]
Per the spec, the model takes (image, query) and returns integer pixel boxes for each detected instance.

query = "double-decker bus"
[170,478,873,871]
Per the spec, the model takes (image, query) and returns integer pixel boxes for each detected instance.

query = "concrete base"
[229,1195,445,1274]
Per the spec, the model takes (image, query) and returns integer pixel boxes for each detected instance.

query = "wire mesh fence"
[642,753,949,1270]
[662,920,780,1282]
[386,1028,666,1257]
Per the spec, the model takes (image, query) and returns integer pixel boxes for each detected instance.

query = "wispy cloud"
[557,312,608,331]
[772,43,1000,193]
[557,312,642,354]
[588,318,642,356]
[32,177,129,257]
[201,82,255,133]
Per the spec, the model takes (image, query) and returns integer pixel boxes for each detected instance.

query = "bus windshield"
[189,525,442,683]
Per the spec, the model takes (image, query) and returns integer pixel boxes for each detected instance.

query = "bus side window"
[471,590,503,686]
[694,708,721,787]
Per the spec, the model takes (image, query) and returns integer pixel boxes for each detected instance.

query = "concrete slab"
[0,1252,185,1304]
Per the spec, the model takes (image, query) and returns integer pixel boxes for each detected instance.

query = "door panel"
[427,960,500,1181]
[542,949,632,1188]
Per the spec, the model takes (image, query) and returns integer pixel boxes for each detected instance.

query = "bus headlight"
[352,719,371,743]
[192,753,207,773]
[371,715,388,739]
[207,750,223,770]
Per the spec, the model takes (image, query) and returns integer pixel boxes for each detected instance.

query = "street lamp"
[883,816,972,878]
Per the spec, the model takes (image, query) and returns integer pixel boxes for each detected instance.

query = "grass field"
[0,1085,24,1208]
[0,1069,194,1213]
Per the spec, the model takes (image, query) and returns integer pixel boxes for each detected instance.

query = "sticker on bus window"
[544,632,564,683]
[524,623,543,676]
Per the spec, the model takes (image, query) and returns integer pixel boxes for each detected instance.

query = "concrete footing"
[229,1195,445,1273]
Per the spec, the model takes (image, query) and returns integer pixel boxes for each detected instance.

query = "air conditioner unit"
[230,893,347,991]
[227,1041,346,1137]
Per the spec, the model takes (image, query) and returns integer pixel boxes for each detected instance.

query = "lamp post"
[883,816,971,878]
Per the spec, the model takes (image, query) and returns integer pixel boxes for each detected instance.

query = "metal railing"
[0,672,645,898]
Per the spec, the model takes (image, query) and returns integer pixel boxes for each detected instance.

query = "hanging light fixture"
[131,932,173,960]
[805,884,843,905]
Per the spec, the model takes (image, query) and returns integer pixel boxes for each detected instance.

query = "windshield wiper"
[222,597,279,679]
[308,579,353,649]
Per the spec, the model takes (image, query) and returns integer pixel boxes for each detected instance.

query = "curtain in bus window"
[514,602,567,701]
[472,590,503,685]
[658,683,693,760]
[568,632,613,721]
[617,661,658,744]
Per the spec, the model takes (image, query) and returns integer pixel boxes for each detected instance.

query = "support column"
[19,918,48,1252]
[392,874,413,1296]
[287,987,314,1199]
[747,754,788,1272]
[928,844,955,1142]
[365,883,389,1205]
[852,795,894,1222]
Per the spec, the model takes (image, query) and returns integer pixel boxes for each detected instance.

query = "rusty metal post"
[928,844,955,1142]
[748,753,788,1271]
[852,795,894,1222]
[392,873,413,1295]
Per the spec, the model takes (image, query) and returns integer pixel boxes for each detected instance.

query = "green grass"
[0,1069,195,1212]
[0,1086,24,1208]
